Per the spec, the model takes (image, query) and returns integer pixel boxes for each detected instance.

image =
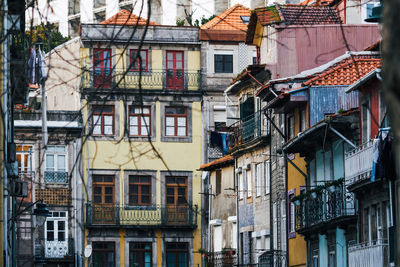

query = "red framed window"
[92,105,115,136]
[129,49,148,72]
[93,48,112,88]
[165,107,187,137]
[129,176,152,206]
[129,106,151,136]
[166,51,184,90]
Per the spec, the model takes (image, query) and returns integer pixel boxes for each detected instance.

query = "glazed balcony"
[348,241,389,267]
[45,238,74,259]
[81,68,201,91]
[227,111,268,148]
[86,203,197,229]
[295,181,356,233]
[345,141,373,189]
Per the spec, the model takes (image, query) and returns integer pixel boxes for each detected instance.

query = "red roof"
[299,0,335,6]
[201,4,250,31]
[200,155,234,171]
[252,5,340,26]
[304,57,381,86]
[101,9,159,26]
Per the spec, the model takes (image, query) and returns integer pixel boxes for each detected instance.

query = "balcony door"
[165,176,188,225]
[45,211,68,259]
[92,175,115,224]
[166,51,184,90]
[93,48,112,88]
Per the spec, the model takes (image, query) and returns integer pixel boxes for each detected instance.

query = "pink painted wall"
[269,24,380,79]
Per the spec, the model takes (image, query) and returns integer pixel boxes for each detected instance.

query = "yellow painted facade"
[81,44,202,266]
[287,107,307,267]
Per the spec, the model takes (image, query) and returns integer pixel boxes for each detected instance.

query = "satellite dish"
[84,244,92,258]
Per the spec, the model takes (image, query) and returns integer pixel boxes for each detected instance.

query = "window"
[166,242,188,267]
[299,108,306,132]
[214,54,233,73]
[129,242,152,267]
[45,211,68,258]
[93,48,112,88]
[256,163,261,197]
[264,161,270,194]
[286,113,295,140]
[361,95,371,144]
[246,168,252,198]
[45,146,67,183]
[328,244,336,267]
[165,107,188,137]
[16,145,32,174]
[213,225,222,252]
[312,249,319,267]
[129,106,151,136]
[93,242,115,267]
[129,49,148,71]
[129,176,152,206]
[239,173,244,200]
[288,190,296,238]
[166,176,187,205]
[252,50,257,65]
[92,105,115,136]
[215,170,222,196]
[280,200,287,251]
[93,175,114,205]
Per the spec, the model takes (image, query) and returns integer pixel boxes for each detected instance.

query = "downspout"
[235,157,240,265]
[2,0,9,264]
[207,173,211,252]
[73,141,78,267]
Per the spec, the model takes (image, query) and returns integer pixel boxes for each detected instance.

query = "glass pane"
[130,195,138,204]
[131,185,138,193]
[93,115,101,125]
[166,126,175,136]
[47,221,54,230]
[93,125,101,135]
[58,221,65,230]
[143,107,150,114]
[142,186,150,194]
[103,106,113,113]
[104,126,113,135]
[94,176,102,182]
[177,178,186,184]
[142,117,150,126]
[176,61,182,69]
[166,117,175,127]
[58,231,65,241]
[130,126,139,135]
[167,197,174,204]
[166,107,175,114]
[177,127,186,136]
[166,177,175,184]
[167,253,176,264]
[167,188,174,195]
[178,188,185,195]
[104,115,113,125]
[105,196,113,203]
[142,196,150,203]
[130,116,138,126]
[57,155,66,170]
[105,187,113,194]
[178,197,186,204]
[167,53,173,60]
[167,61,173,69]
[178,252,187,267]
[176,108,186,115]
[129,176,139,183]
[104,176,113,183]
[106,252,115,266]
[47,231,54,241]
[54,146,65,153]
[141,126,148,136]
[141,176,150,183]
[177,117,186,126]
[46,155,54,169]
[94,196,101,203]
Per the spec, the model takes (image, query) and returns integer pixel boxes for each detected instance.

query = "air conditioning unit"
[10,179,28,197]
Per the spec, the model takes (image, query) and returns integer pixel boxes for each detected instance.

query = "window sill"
[161,136,192,143]
[125,135,156,142]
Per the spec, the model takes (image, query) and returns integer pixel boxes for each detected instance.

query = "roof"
[200,155,234,171]
[299,0,335,6]
[252,5,340,26]
[201,4,250,31]
[304,57,381,86]
[101,9,159,26]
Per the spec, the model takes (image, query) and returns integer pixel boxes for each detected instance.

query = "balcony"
[205,251,237,267]
[345,141,373,188]
[81,68,201,91]
[86,203,198,229]
[227,111,268,148]
[348,241,389,267]
[45,238,74,259]
[258,250,287,267]
[44,171,68,183]
[295,181,356,233]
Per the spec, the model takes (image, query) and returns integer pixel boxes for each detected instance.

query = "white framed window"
[280,200,287,251]
[45,211,68,258]
[264,161,270,194]
[16,145,33,174]
[214,50,233,73]
[256,163,261,197]
[272,203,278,250]
[247,168,252,198]
[239,173,244,200]
[45,146,67,183]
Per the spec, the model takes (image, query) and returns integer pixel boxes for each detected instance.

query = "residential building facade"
[80,11,202,266]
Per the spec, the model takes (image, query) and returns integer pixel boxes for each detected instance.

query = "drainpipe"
[235,157,240,265]
[73,141,78,267]
[3,0,9,264]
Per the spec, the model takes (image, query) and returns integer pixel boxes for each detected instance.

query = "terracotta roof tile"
[201,4,250,31]
[253,5,340,26]
[101,9,159,26]
[200,155,234,171]
[304,57,381,86]
[299,0,335,6]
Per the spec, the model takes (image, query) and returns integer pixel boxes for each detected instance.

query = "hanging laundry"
[221,133,228,154]
[210,131,222,148]
[371,138,380,182]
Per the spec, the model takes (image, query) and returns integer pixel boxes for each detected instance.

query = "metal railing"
[258,250,287,267]
[227,111,268,148]
[295,181,355,231]
[345,141,373,187]
[45,238,74,259]
[81,68,201,91]
[44,171,68,183]
[348,241,389,267]
[86,203,198,228]
[205,251,237,267]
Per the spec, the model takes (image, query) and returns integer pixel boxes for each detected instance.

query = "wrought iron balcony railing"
[44,171,68,183]
[348,241,389,267]
[345,141,373,188]
[227,111,268,149]
[81,68,201,91]
[205,251,237,267]
[86,203,198,228]
[295,181,355,232]
[258,250,287,267]
[45,238,74,259]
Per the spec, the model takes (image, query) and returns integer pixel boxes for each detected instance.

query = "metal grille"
[258,250,287,267]
[44,171,68,183]
[206,251,237,267]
